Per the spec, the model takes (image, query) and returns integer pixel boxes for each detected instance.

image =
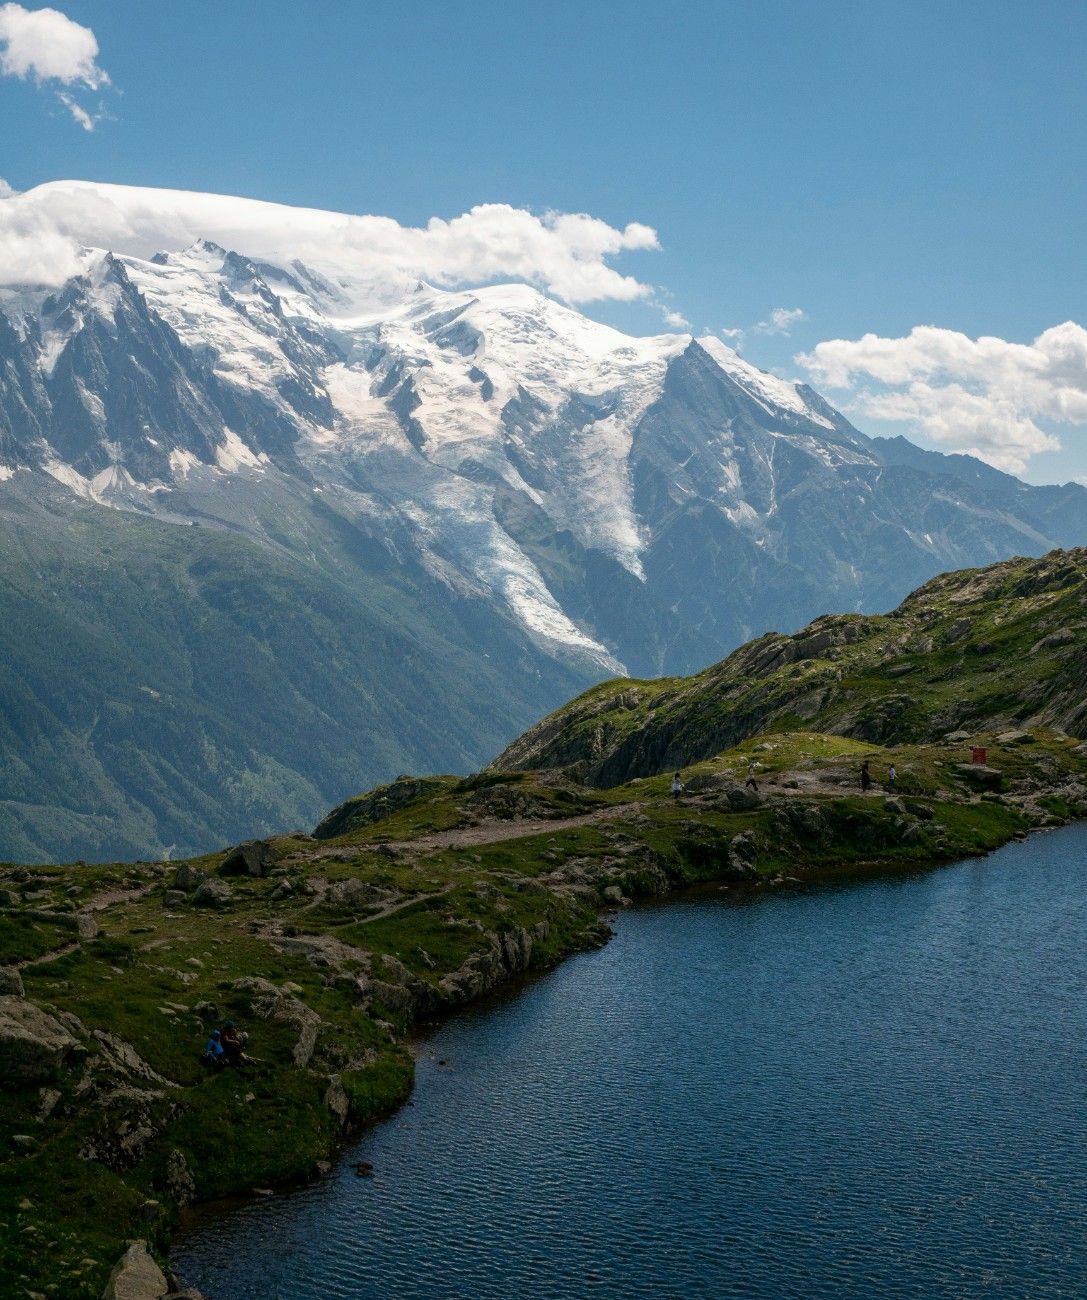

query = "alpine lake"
[174,822,1087,1299]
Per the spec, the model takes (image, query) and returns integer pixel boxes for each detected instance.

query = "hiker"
[202,1029,226,1069]
[220,1020,249,1067]
[860,760,872,793]
[745,763,759,793]
[887,764,897,793]
[671,772,685,799]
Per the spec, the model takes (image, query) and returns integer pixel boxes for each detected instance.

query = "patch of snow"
[215,427,266,472]
[169,448,201,477]
[697,336,834,428]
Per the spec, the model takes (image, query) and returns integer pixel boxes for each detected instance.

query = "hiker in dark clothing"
[860,760,872,793]
[745,763,759,792]
[671,772,685,799]
[220,1020,249,1067]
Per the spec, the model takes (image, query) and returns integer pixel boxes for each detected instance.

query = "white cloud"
[0,177,14,198]
[753,306,805,336]
[0,180,662,305]
[662,308,689,329]
[797,322,1087,475]
[0,3,110,127]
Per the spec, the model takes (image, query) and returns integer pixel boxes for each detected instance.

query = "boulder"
[325,879,385,909]
[161,891,186,909]
[219,840,274,879]
[192,879,232,908]
[172,864,205,893]
[101,1241,169,1300]
[956,763,1003,791]
[725,786,762,811]
[0,967,24,996]
[0,996,79,1085]
[997,730,1035,745]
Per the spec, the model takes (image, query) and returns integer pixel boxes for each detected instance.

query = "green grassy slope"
[0,491,590,864]
[493,548,1087,784]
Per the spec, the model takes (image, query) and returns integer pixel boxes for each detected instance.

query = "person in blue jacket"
[202,1029,226,1068]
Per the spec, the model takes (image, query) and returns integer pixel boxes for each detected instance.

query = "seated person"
[220,1020,249,1066]
[202,1029,225,1068]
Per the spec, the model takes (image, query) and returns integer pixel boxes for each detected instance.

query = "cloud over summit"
[0,180,662,307]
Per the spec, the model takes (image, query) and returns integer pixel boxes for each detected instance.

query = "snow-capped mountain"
[1,191,1085,861]
[6,234,1080,678]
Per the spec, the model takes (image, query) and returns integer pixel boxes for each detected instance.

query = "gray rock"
[1030,627,1077,653]
[325,1074,350,1126]
[172,864,206,893]
[997,730,1036,745]
[956,763,1003,791]
[325,878,385,909]
[219,840,274,879]
[0,966,24,996]
[101,1240,169,1300]
[24,908,98,940]
[162,891,186,908]
[0,996,79,1084]
[165,1149,196,1208]
[192,879,232,908]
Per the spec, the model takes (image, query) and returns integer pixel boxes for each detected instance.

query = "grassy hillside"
[0,549,1084,1296]
[494,548,1087,783]
[0,489,590,864]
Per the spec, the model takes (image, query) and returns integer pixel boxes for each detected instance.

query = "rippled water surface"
[175,825,1087,1298]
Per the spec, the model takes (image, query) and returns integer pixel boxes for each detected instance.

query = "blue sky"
[2,0,1085,483]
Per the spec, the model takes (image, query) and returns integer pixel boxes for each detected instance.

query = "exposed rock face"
[218,840,274,878]
[0,967,24,996]
[163,1149,196,1208]
[101,1240,169,1300]
[232,977,321,1068]
[324,1074,350,1127]
[0,997,80,1085]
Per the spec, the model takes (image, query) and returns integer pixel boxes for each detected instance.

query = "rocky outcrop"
[219,840,274,879]
[0,997,80,1085]
[23,908,99,940]
[232,977,321,1068]
[101,1240,168,1300]
[439,924,548,1005]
